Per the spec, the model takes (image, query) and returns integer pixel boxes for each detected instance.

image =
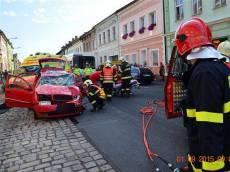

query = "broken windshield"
[39,74,75,86]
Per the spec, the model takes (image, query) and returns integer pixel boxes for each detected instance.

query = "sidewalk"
[0,108,117,172]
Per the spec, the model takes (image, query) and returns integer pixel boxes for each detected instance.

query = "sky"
[0,0,133,61]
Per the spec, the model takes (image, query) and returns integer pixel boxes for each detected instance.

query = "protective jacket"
[84,67,93,76]
[185,59,230,172]
[73,68,82,76]
[88,85,106,101]
[100,67,117,84]
[120,62,132,80]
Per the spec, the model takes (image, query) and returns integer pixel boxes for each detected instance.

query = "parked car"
[5,58,84,119]
[131,67,155,84]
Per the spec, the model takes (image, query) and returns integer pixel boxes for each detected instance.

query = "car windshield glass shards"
[39,74,75,86]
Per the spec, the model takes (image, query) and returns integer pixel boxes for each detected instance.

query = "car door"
[5,73,38,108]
[164,47,188,119]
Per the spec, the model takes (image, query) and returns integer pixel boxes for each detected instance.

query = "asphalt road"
[76,81,188,172]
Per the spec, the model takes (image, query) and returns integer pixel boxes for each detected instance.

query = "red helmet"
[174,17,212,55]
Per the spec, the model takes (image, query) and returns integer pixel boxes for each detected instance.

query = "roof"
[0,29,14,48]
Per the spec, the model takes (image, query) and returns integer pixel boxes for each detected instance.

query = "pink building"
[118,0,164,74]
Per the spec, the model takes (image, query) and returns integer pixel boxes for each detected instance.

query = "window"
[103,32,106,44]
[140,49,147,66]
[175,0,184,20]
[130,21,135,32]
[123,24,128,34]
[99,34,102,45]
[150,49,159,66]
[192,0,202,14]
[107,29,111,42]
[215,0,226,8]
[104,56,107,62]
[100,57,103,64]
[93,39,96,49]
[149,11,156,24]
[125,55,130,63]
[112,26,116,40]
[131,54,137,64]
[139,16,145,28]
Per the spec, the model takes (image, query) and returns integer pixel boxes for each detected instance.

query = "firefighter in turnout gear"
[174,17,230,172]
[119,57,132,95]
[100,60,117,101]
[83,80,106,112]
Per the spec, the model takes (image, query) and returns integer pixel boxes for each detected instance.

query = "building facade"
[94,14,120,66]
[64,37,84,62]
[0,30,14,72]
[118,0,165,74]
[164,0,230,62]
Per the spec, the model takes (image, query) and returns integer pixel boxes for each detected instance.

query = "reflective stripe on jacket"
[88,84,106,100]
[100,67,116,84]
[185,59,230,171]
[120,62,131,80]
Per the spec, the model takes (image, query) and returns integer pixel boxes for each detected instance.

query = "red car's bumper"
[34,100,83,119]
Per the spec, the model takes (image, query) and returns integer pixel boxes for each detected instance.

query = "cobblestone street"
[0,108,117,172]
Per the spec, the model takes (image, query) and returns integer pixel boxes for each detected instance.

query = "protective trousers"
[103,83,113,100]
[88,96,104,109]
[121,79,131,95]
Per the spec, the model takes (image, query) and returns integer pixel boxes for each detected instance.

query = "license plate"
[39,101,51,105]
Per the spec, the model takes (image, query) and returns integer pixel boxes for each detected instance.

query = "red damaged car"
[5,58,84,119]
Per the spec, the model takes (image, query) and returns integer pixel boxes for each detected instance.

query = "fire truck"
[164,47,189,119]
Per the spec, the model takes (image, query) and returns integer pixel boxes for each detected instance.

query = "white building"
[0,30,14,72]
[94,13,120,66]
[62,37,83,63]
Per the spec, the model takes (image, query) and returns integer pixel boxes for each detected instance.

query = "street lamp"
[14,47,21,49]
[9,37,18,40]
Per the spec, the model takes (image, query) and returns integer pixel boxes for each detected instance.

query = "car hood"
[36,85,80,95]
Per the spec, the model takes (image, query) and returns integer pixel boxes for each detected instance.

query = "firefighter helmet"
[174,17,212,55]
[105,60,112,67]
[119,57,125,62]
[83,79,93,87]
[217,40,230,57]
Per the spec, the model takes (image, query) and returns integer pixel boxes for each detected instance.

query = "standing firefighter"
[174,17,230,172]
[100,60,117,101]
[119,57,132,95]
[83,80,106,112]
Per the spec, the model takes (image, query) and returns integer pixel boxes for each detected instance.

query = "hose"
[140,99,181,171]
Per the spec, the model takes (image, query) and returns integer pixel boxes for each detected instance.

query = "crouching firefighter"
[174,17,230,172]
[83,80,106,112]
[100,60,117,101]
[119,57,132,96]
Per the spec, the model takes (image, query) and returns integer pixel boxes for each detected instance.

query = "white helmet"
[119,57,125,62]
[105,60,112,67]
[217,40,230,57]
[83,79,93,87]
